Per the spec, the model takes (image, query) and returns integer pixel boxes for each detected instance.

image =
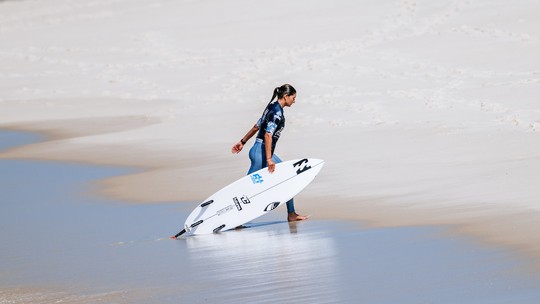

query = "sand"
[1,0,540,267]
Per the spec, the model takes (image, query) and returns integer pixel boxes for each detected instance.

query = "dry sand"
[1,0,540,266]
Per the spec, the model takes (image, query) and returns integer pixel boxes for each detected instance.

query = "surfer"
[232,84,308,222]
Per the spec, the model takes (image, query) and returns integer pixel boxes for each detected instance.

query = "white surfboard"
[173,158,324,237]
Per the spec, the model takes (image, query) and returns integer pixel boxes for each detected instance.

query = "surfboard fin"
[191,220,203,228]
[200,200,214,207]
[213,224,226,233]
[171,228,186,238]
[171,220,204,238]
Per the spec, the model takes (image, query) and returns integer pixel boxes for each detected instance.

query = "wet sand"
[2,130,540,303]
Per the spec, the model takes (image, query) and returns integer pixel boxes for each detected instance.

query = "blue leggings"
[248,140,295,213]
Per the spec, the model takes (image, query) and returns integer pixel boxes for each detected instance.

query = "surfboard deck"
[173,158,324,236]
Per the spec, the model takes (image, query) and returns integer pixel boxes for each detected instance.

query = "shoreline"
[2,124,540,272]
[2,141,540,303]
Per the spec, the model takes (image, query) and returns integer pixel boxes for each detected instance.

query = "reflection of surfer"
[288,221,299,234]
[232,84,308,222]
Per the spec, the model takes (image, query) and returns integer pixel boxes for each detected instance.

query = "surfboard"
[172,158,324,237]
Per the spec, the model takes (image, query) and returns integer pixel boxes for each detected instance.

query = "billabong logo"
[251,173,264,184]
[264,202,280,212]
[293,158,311,175]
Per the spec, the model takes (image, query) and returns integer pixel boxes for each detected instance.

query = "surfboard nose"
[308,158,325,174]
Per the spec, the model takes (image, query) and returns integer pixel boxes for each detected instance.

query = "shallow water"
[1,129,540,303]
[0,130,42,152]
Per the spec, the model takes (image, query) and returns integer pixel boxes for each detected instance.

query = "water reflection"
[185,221,339,303]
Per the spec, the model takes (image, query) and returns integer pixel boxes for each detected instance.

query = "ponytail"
[269,84,296,102]
[270,87,280,102]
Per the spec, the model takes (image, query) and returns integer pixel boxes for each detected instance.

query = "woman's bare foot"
[288,212,308,222]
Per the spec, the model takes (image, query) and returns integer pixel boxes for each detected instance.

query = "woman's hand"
[232,125,259,154]
[232,142,244,154]
[267,158,276,173]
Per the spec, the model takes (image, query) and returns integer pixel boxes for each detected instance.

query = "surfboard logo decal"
[264,202,280,212]
[293,158,312,175]
[251,173,264,184]
[233,197,243,211]
[217,205,233,216]
[240,195,250,204]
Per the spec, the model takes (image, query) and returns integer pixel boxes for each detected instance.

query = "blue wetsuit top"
[255,100,285,154]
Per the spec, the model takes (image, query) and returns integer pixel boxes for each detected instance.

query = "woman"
[231,84,308,222]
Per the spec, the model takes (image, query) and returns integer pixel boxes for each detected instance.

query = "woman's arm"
[231,124,259,154]
[264,132,275,173]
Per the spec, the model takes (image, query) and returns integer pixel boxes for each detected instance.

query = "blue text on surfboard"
[251,173,264,184]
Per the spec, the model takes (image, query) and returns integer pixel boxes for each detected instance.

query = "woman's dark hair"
[270,84,296,102]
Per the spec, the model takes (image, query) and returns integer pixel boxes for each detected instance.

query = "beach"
[1,0,540,302]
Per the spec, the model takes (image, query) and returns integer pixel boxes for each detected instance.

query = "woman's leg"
[270,154,296,214]
[248,142,263,175]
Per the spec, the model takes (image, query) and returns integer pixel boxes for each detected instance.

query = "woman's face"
[284,94,296,107]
